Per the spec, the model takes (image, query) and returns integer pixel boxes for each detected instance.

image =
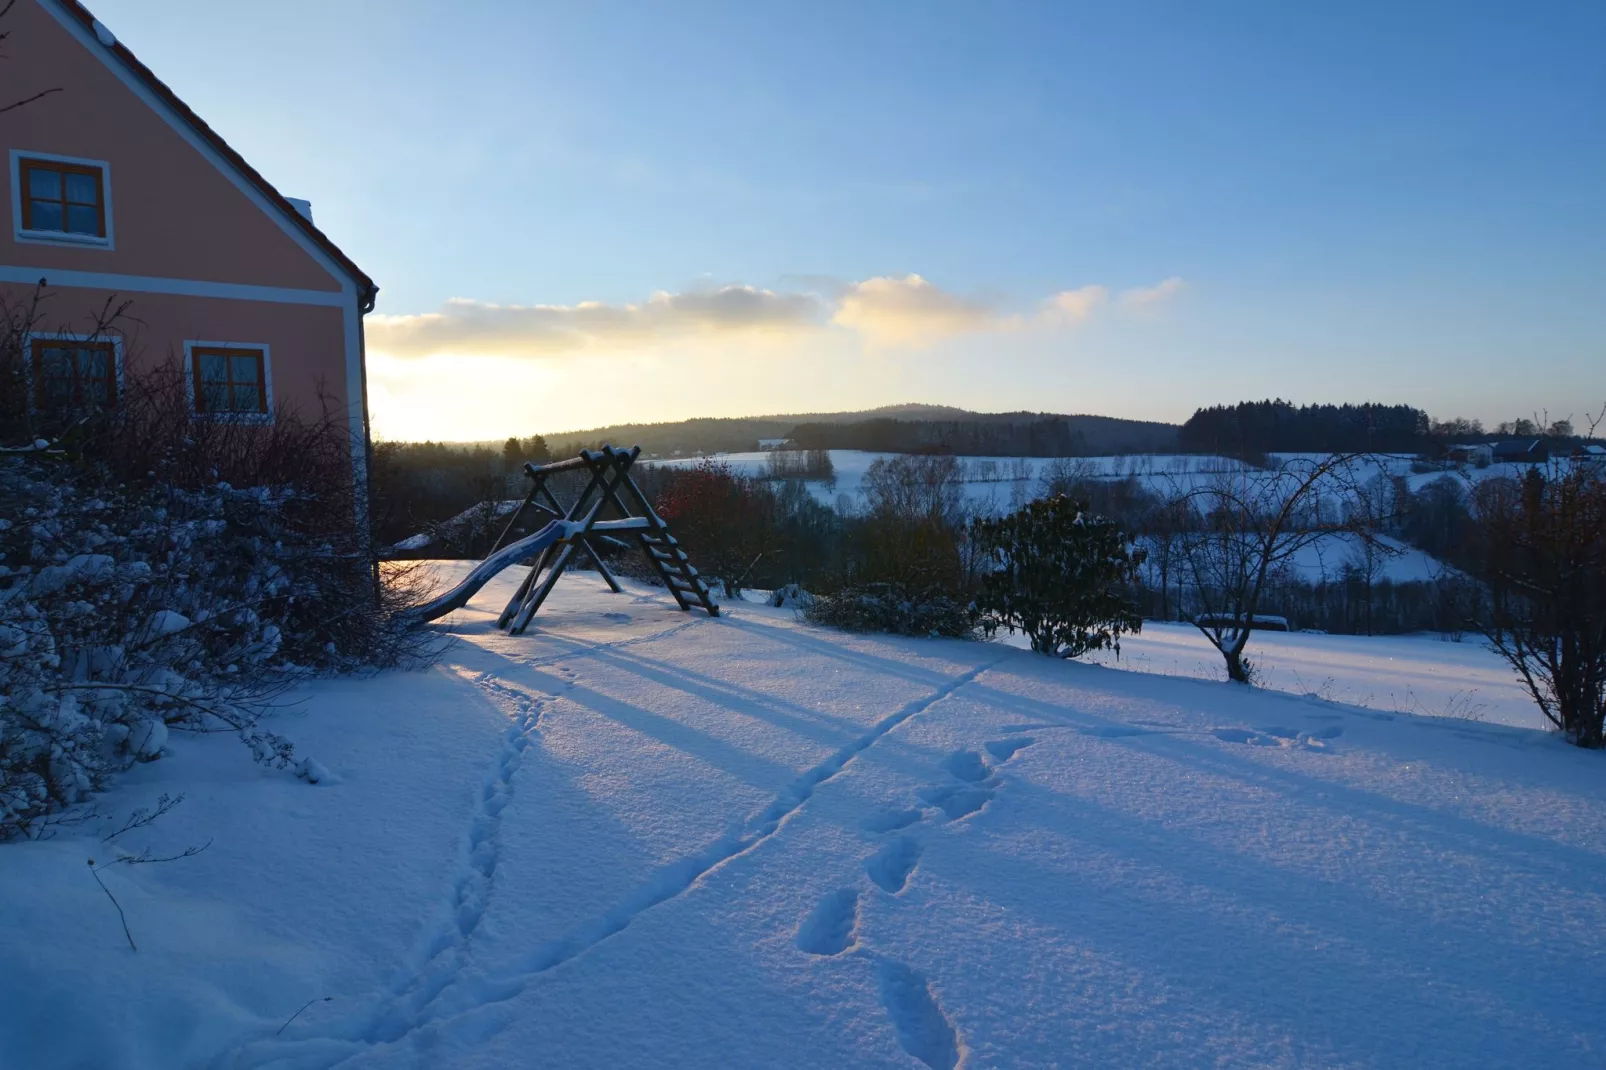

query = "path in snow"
[2,566,1603,1070]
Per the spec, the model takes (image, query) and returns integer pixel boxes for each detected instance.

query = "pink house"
[0,0,377,513]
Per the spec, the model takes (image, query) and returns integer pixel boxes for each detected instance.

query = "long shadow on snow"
[224,660,689,1067]
[585,646,975,786]
[726,611,987,691]
[960,777,1601,1067]
[589,645,870,743]
[512,664,800,791]
[957,671,1606,887]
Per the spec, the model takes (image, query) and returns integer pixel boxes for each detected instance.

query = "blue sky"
[92,0,1605,439]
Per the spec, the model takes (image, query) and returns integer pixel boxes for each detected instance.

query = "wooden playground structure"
[410,445,720,630]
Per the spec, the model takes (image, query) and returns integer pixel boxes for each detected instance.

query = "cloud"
[831,274,1005,347]
[367,274,1189,359]
[367,284,826,358]
[1040,285,1109,324]
[1118,276,1186,311]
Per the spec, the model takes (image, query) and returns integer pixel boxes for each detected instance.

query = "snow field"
[649,449,1544,515]
[2,566,1603,1068]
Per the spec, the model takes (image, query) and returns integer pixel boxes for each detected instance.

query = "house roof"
[54,1,379,311]
[1491,439,1543,458]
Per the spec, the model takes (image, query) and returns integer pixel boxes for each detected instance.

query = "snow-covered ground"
[3,567,1603,1069]
[1063,620,1542,729]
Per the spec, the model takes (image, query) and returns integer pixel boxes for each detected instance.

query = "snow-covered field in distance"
[649,448,1541,512]
[653,449,1493,585]
[649,449,1273,511]
[3,566,1601,1069]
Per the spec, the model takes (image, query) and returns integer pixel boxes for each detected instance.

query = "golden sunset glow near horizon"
[362,275,1193,441]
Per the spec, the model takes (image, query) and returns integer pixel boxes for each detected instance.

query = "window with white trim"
[13,153,112,244]
[189,344,270,416]
[29,338,118,410]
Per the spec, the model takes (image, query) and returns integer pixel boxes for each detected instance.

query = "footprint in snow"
[984,737,1035,762]
[796,888,859,956]
[862,807,925,834]
[877,958,962,1070]
[918,781,995,821]
[867,836,923,894]
[942,749,991,782]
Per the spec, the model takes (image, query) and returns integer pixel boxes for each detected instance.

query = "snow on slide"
[1,567,1603,1068]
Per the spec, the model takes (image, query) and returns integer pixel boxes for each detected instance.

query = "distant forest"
[429,399,1585,463]
[542,404,976,457]
[1178,401,1429,455]
[788,413,1178,456]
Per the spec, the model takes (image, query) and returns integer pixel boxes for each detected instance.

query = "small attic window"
[12,153,112,246]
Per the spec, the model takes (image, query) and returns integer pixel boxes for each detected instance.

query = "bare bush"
[1470,461,1606,746]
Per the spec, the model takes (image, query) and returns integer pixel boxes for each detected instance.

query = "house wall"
[0,1,345,292]
[3,282,349,420]
[0,0,369,504]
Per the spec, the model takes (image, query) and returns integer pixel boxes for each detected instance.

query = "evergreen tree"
[971,496,1146,658]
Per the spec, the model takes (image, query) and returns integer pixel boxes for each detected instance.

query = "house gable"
[3,0,372,300]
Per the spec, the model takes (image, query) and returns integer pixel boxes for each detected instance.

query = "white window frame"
[21,331,125,412]
[183,340,275,424]
[11,150,116,249]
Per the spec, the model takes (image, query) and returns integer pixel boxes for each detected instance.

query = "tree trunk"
[1224,647,1252,684]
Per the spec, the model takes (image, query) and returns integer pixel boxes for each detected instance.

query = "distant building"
[757,438,792,450]
[1491,439,1548,464]
[1446,443,1493,467]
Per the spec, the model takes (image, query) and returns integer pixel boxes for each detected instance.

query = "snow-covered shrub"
[0,330,427,837]
[0,452,427,838]
[802,583,974,639]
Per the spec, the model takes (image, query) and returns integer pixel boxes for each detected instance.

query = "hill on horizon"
[503,404,1182,458]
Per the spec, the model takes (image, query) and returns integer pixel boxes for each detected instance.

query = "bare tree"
[1141,496,1192,622]
[1167,454,1390,683]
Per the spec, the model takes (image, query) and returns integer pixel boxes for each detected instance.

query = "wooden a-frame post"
[491,445,719,634]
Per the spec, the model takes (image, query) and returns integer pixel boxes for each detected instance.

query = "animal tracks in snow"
[356,669,564,1047]
[316,658,1006,1061]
